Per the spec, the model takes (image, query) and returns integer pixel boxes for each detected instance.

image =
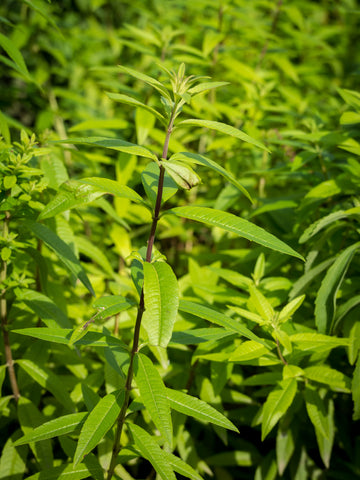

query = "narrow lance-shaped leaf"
[188,81,229,95]
[170,152,252,202]
[127,423,177,480]
[53,137,158,161]
[316,398,335,469]
[15,288,72,328]
[304,385,330,439]
[168,206,304,261]
[74,389,125,466]
[179,299,268,346]
[134,353,172,447]
[261,378,297,440]
[315,242,360,334]
[39,179,147,220]
[25,462,104,480]
[106,92,167,125]
[278,295,306,325]
[23,221,95,296]
[118,64,172,101]
[166,388,238,432]
[249,284,274,323]
[177,119,270,152]
[12,327,129,349]
[0,31,33,81]
[142,261,179,348]
[14,412,88,446]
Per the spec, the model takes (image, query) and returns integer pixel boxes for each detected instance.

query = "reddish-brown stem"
[0,211,20,402]
[106,109,176,480]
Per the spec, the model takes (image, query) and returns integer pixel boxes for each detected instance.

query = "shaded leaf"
[15,289,71,328]
[315,242,360,333]
[17,359,75,412]
[24,221,94,296]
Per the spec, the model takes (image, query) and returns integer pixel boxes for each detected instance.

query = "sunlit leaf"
[74,389,125,466]
[142,261,179,348]
[134,353,172,446]
[168,206,304,260]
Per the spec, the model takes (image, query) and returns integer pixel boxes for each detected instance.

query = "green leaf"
[39,179,146,220]
[162,160,201,190]
[134,353,172,446]
[299,210,354,244]
[163,451,204,480]
[17,359,75,412]
[25,462,104,480]
[276,425,295,476]
[289,258,334,300]
[127,423,177,480]
[24,221,95,296]
[12,327,129,349]
[168,207,304,260]
[0,435,27,479]
[177,119,270,152]
[92,296,136,320]
[315,242,360,334]
[118,65,172,101]
[304,385,330,439]
[166,388,238,432]
[249,284,274,323]
[106,92,166,125]
[79,177,148,205]
[261,378,297,440]
[316,398,335,469]
[54,136,158,161]
[179,300,267,346]
[278,295,305,324]
[15,289,71,328]
[14,412,87,445]
[74,389,125,466]
[229,341,271,362]
[0,32,32,81]
[290,333,348,354]
[171,328,235,345]
[142,261,179,348]
[188,81,229,95]
[170,152,252,201]
[303,366,351,392]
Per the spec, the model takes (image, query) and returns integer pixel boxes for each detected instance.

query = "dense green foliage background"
[1,1,360,479]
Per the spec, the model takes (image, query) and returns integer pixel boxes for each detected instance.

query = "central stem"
[106,109,176,480]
